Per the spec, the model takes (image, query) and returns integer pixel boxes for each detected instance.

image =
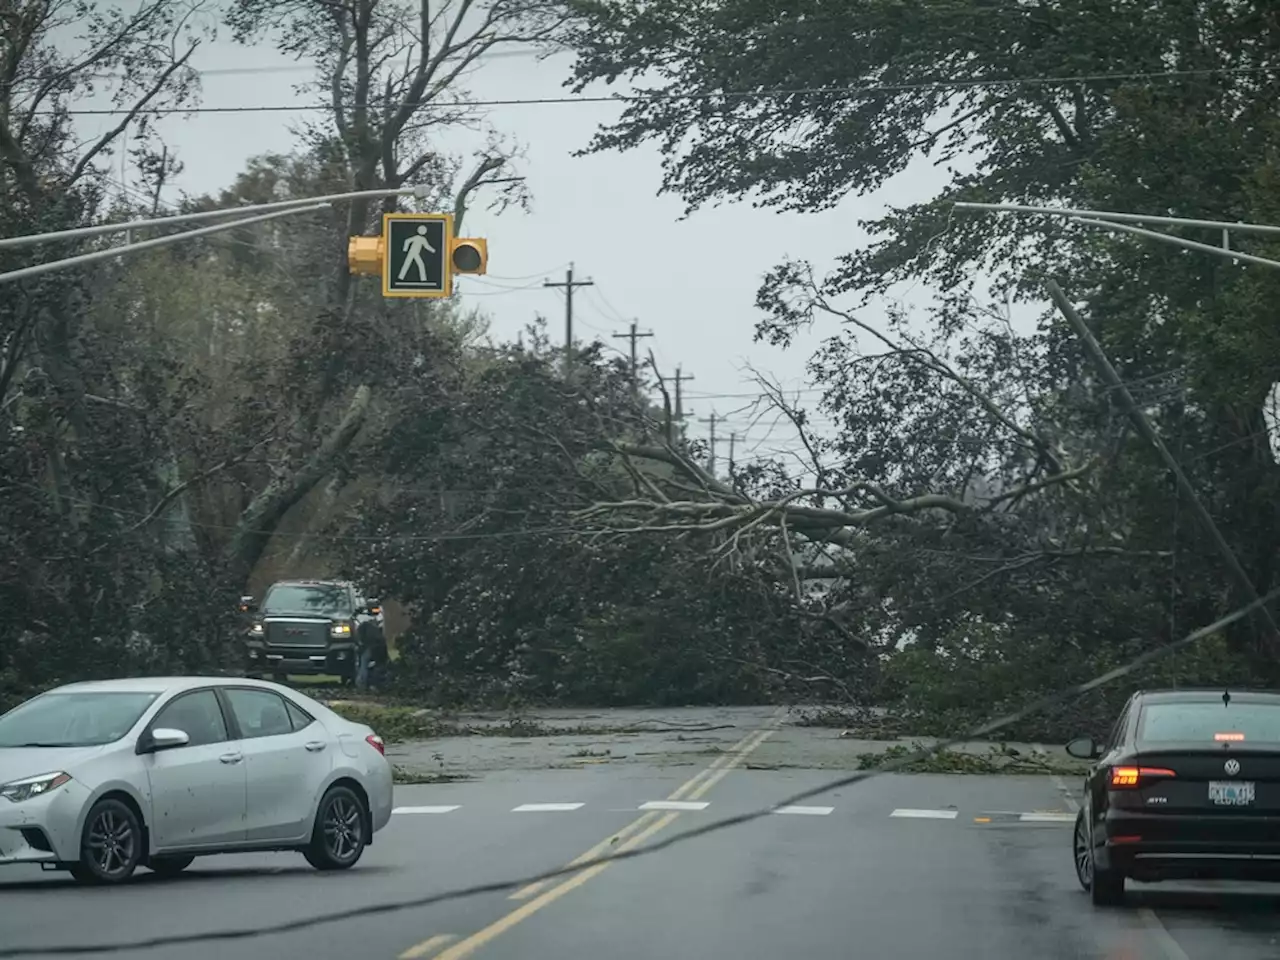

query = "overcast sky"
[68,14,997,475]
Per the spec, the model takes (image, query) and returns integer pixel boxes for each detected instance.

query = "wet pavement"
[2,706,1278,959]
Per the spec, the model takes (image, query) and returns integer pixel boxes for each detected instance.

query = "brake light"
[1214,732,1245,741]
[1110,765,1176,788]
[366,734,385,755]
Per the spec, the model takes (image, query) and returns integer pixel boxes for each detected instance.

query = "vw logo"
[1225,759,1241,776]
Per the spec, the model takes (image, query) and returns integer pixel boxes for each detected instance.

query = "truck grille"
[265,619,330,648]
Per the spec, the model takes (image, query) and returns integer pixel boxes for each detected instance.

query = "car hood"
[0,745,107,784]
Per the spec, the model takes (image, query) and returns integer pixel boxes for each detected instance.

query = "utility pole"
[1046,279,1280,648]
[612,320,654,393]
[673,365,694,421]
[728,432,737,475]
[699,411,719,475]
[544,262,593,375]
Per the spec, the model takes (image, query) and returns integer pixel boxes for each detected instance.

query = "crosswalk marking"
[773,805,834,816]
[890,808,959,819]
[393,806,460,814]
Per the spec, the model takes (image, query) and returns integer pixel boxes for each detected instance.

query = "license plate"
[1209,780,1255,805]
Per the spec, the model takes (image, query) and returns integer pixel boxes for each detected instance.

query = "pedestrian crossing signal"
[451,238,488,275]
[382,212,451,299]
[347,212,490,297]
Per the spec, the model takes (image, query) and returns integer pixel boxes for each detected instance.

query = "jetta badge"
[1225,758,1241,776]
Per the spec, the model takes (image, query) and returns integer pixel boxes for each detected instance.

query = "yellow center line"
[506,720,773,901]
[398,935,457,959]
[404,711,782,960]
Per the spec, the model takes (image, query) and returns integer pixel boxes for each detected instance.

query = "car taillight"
[366,733,385,755]
[1109,765,1176,788]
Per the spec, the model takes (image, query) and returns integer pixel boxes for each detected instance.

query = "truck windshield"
[262,583,352,617]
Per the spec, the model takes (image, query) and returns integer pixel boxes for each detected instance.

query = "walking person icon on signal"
[397,224,435,282]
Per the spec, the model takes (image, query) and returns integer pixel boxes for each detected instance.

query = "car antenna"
[1223,689,1232,707]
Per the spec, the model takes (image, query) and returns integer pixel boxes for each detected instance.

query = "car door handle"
[304,741,326,752]
[219,752,243,764]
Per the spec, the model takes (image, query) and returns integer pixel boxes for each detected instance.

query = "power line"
[6,585,1275,957]
[39,66,1273,116]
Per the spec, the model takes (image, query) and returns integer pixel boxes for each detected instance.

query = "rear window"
[1138,701,1280,742]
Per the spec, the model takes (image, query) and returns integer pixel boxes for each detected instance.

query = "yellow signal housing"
[451,237,488,276]
[348,235,384,276]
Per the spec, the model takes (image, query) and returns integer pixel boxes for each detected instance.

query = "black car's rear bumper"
[1100,810,1280,881]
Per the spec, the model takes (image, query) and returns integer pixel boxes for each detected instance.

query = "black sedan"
[1067,687,1280,905]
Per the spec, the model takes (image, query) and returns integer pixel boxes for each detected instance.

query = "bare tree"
[216,0,575,580]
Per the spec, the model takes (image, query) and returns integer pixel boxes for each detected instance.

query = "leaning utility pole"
[544,263,593,375]
[672,365,694,421]
[699,411,719,475]
[612,320,654,395]
[728,432,738,475]
[1045,279,1280,647]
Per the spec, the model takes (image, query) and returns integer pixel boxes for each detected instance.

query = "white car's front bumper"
[0,778,91,865]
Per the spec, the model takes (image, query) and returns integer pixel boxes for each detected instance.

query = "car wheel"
[304,785,367,871]
[149,855,196,877]
[1072,810,1091,892]
[71,798,143,884]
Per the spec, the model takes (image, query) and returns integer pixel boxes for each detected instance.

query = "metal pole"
[953,202,1280,238]
[1070,217,1280,271]
[1045,279,1280,645]
[0,203,330,284]
[0,186,428,250]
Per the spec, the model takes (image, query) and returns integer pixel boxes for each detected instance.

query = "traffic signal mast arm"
[0,203,331,285]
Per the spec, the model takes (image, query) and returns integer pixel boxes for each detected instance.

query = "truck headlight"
[249,622,264,636]
[330,621,353,638]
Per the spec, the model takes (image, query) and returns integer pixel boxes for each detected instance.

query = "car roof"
[45,676,309,696]
[1133,688,1280,704]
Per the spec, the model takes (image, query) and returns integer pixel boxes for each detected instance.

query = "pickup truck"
[239,579,386,685]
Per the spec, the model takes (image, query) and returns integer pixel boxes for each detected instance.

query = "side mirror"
[138,727,190,754]
[1065,736,1101,760]
[238,595,256,613]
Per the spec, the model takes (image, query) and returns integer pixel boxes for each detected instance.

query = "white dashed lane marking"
[891,808,960,819]
[388,803,1073,821]
[639,800,710,811]
[512,803,586,812]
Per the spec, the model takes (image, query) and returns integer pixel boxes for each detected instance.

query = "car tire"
[303,785,368,871]
[149,855,196,877]
[1074,808,1126,905]
[1091,862,1125,906]
[71,798,144,885]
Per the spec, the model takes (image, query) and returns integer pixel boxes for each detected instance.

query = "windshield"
[262,583,352,617]
[1138,701,1280,742]
[0,691,160,747]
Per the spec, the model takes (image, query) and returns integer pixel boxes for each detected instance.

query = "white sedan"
[0,676,394,883]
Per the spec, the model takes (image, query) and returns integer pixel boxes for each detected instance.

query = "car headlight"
[249,622,264,636]
[1,771,72,803]
[330,621,353,638]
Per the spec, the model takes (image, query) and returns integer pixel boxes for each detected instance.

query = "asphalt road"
[3,712,1280,959]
